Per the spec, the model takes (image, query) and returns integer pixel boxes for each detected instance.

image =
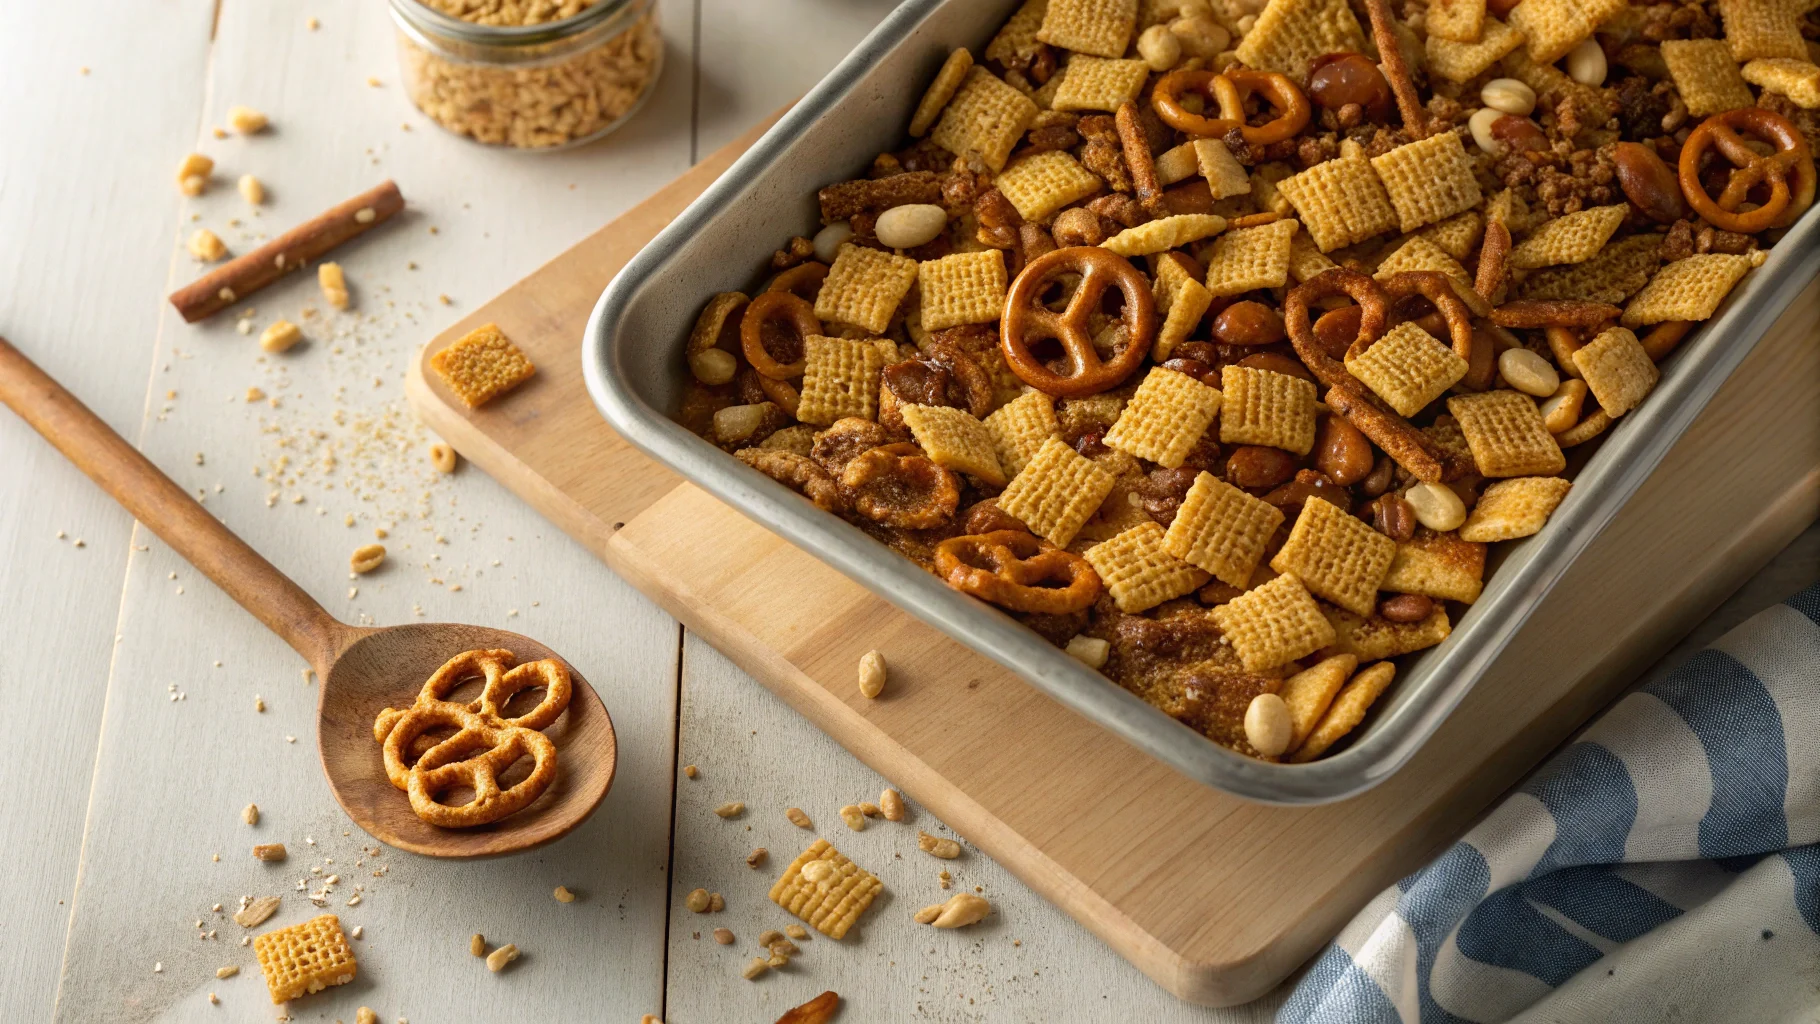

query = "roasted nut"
[1066,634,1111,668]
[1479,78,1536,115]
[709,893,725,912]
[1050,207,1107,247]
[252,843,286,862]
[319,262,351,309]
[242,803,259,825]
[921,892,992,928]
[1137,24,1183,71]
[857,649,887,698]
[1312,415,1373,486]
[1498,348,1560,397]
[429,442,458,473]
[1564,38,1606,86]
[1489,114,1548,155]
[1225,445,1298,490]
[686,888,711,913]
[1212,301,1286,346]
[471,933,487,957]
[913,904,943,925]
[785,807,812,828]
[859,802,882,817]
[714,928,735,945]
[1169,14,1229,59]
[1243,693,1292,757]
[785,925,809,940]
[812,221,854,263]
[349,544,386,574]
[880,788,906,821]
[689,348,737,386]
[176,152,213,195]
[741,956,770,980]
[918,830,962,859]
[1468,107,1504,156]
[875,204,948,249]
[1370,492,1417,541]
[1360,454,1396,498]
[747,847,768,868]
[1235,351,1314,381]
[715,801,746,818]
[1612,142,1686,224]
[1378,593,1435,622]
[1404,481,1466,532]
[485,943,520,972]
[769,938,801,957]
[839,805,867,830]
[738,448,845,513]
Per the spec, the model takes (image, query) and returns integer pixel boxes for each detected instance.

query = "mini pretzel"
[839,442,960,528]
[1151,69,1311,145]
[1377,271,1474,361]
[1490,299,1621,329]
[741,291,822,380]
[1363,0,1427,137]
[767,261,830,302]
[1324,384,1454,483]
[373,649,573,828]
[1000,246,1155,397]
[1284,268,1389,395]
[934,530,1102,614]
[1678,108,1816,233]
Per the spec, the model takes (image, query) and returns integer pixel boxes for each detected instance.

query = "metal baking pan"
[585,0,1820,804]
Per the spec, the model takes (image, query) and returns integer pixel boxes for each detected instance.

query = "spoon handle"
[0,335,353,669]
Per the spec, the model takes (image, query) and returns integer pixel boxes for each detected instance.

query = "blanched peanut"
[238,174,265,205]
[1468,107,1504,155]
[1404,482,1466,532]
[486,944,519,972]
[1498,348,1560,397]
[812,221,854,263]
[1137,24,1183,71]
[880,787,905,821]
[875,204,947,249]
[921,892,991,928]
[176,152,212,195]
[1541,379,1589,434]
[1479,78,1536,115]
[713,404,769,443]
[1170,15,1229,59]
[188,229,227,262]
[1243,693,1292,757]
[471,933,487,956]
[1565,38,1606,86]
[226,105,268,133]
[839,804,866,830]
[319,262,351,310]
[259,320,302,354]
[349,544,386,574]
[857,649,887,698]
[688,348,737,385]
[1065,634,1110,668]
[685,888,710,912]
[918,830,962,859]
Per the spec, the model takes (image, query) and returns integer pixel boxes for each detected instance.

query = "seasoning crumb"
[713,801,745,819]
[485,943,519,972]
[216,965,238,979]
[745,847,767,868]
[553,885,575,903]
[682,764,698,779]
[471,933,487,957]
[242,803,259,825]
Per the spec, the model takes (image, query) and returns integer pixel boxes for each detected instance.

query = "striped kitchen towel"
[1281,583,1820,1024]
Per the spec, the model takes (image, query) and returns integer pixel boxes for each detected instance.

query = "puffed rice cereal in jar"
[389,0,661,150]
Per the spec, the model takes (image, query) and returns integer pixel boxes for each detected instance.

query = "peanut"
[1243,693,1292,757]
[318,262,351,310]
[839,804,866,831]
[714,801,745,818]
[471,933,487,956]
[880,788,905,821]
[188,229,227,262]
[918,830,962,859]
[857,649,887,699]
[920,892,992,928]
[251,843,286,862]
[785,807,812,828]
[1137,24,1183,72]
[485,943,519,972]
[1404,482,1466,532]
[258,320,302,354]
[226,105,268,133]
[1064,634,1110,668]
[349,544,386,574]
[746,847,768,868]
[685,888,710,913]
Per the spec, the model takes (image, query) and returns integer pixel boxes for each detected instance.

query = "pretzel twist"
[935,530,1102,614]
[1001,246,1155,397]
[1678,108,1816,233]
[741,291,822,380]
[1284,268,1388,395]
[1151,69,1311,145]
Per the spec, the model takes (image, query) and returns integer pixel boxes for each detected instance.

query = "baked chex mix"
[769,839,882,939]
[253,914,357,1004]
[671,0,1812,766]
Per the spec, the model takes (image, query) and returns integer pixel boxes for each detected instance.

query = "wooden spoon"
[0,336,616,858]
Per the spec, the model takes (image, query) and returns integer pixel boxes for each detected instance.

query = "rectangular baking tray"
[584,0,1820,804]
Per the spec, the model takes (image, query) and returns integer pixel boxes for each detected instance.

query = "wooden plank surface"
[406,99,1820,1003]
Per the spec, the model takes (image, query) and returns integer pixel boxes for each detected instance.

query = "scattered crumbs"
[285,736,297,743]
[367,76,382,87]
[307,16,320,29]
[353,925,364,939]
[80,66,90,75]
[507,609,519,617]
[73,539,85,548]
[255,696,265,712]
[438,294,452,305]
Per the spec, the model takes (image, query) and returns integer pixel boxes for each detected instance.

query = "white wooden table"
[1,2,1814,1021]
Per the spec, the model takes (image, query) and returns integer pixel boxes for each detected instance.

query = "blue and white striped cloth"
[1282,583,1820,1024]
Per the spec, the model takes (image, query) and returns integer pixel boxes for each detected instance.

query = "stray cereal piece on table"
[930,67,1040,172]
[815,244,919,335]
[1425,18,1524,82]
[253,914,357,1003]
[996,151,1104,222]
[1661,40,1756,116]
[1290,661,1397,761]
[1369,132,1483,233]
[1036,0,1138,59]
[1277,654,1357,751]
[1104,366,1223,469]
[919,250,1008,332]
[1270,498,1398,617]
[1163,472,1284,588]
[1509,205,1628,269]
[902,404,1005,486]
[1380,531,1486,604]
[1234,0,1368,81]
[1459,477,1574,543]
[1447,390,1566,478]
[1344,321,1469,418]
[1218,365,1317,456]
[1083,521,1210,613]
[909,48,974,138]
[1621,254,1755,327]
[769,839,882,940]
[1210,573,1337,672]
[1275,143,1397,251]
[796,336,896,426]
[1101,214,1227,257]
[1572,327,1659,418]
[996,437,1118,548]
[430,323,536,408]
[1201,219,1298,297]
[1050,56,1151,112]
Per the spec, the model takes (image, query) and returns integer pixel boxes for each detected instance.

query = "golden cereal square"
[769,839,883,940]
[1622,253,1753,326]
[1152,265,1215,360]
[1163,472,1285,587]
[253,914,357,1004]
[1422,211,1484,261]
[1288,230,1340,282]
[1103,214,1228,256]
[1427,0,1486,43]
[1275,147,1398,251]
[909,48,975,137]
[430,323,535,408]
[1374,234,1474,294]
[1426,17,1525,81]
[997,436,1119,547]
[931,67,1041,171]
[1220,364,1317,454]
[1155,142,1202,185]
[1210,573,1338,671]
[1268,497,1397,616]
[1344,321,1470,417]
[1234,0,1368,81]
[1573,326,1659,417]
[919,250,1008,332]
[1104,366,1224,467]
[1661,39,1757,115]
[1447,389,1566,477]
[1458,475,1573,541]
[1484,185,1532,232]
[1510,204,1628,269]
[902,404,1006,485]
[1509,0,1593,63]
[987,0,1050,65]
[1202,219,1298,297]
[797,335,891,426]
[1742,57,1820,107]
[1050,56,1152,111]
[1718,0,1806,60]
[1323,603,1452,660]
[1038,0,1138,57]
[1279,654,1356,749]
[1424,419,1473,467]
[983,389,1060,477]
[995,150,1104,222]
[1289,661,1397,761]
[1194,138,1253,199]
[1370,132,1482,233]
[816,243,920,334]
[1084,521,1211,612]
[1381,531,1487,603]
[1520,233,1661,304]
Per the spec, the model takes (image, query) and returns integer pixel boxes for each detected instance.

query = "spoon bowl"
[0,336,616,858]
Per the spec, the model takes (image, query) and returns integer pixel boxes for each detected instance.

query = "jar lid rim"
[390,0,640,44]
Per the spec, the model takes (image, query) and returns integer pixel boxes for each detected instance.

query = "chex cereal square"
[1661,39,1756,115]
[1426,18,1524,81]
[1344,321,1469,417]
[1051,56,1152,111]
[1194,138,1253,199]
[983,389,1060,477]
[1275,144,1397,251]
[1288,230,1339,282]
[995,150,1104,222]
[797,335,892,425]
[1370,132,1482,233]
[902,404,1006,485]
[1202,219,1298,297]
[1422,210,1484,260]
[931,67,1040,171]
[1211,573,1338,671]
[1234,0,1368,81]
[1742,58,1820,107]
[1427,0,1486,43]
[909,48,975,137]
[1037,0,1138,57]
[1288,661,1397,762]
[815,243,919,334]
[1105,366,1224,467]
[1269,497,1397,616]
[986,0,1049,65]
[1380,531,1486,603]
[1163,472,1285,587]
[1458,476,1573,542]
[1152,255,1216,360]
[919,250,1008,332]
[431,323,536,408]
[1219,364,1318,455]
[1084,521,1211,613]
[1447,389,1566,477]
[997,436,1118,547]
[1510,0,1624,63]
[1718,0,1806,60]
[253,914,357,1003]
[1509,204,1628,269]
[1572,326,1659,418]
[1374,235,1474,295]
[1520,233,1661,304]
[769,838,882,939]
[1621,253,1754,326]
[1322,602,1452,660]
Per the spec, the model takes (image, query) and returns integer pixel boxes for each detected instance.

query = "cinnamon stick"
[168,180,404,322]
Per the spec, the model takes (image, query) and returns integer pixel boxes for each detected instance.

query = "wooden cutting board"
[404,116,1820,1005]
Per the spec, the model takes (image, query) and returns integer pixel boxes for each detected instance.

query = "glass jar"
[389,0,662,151]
